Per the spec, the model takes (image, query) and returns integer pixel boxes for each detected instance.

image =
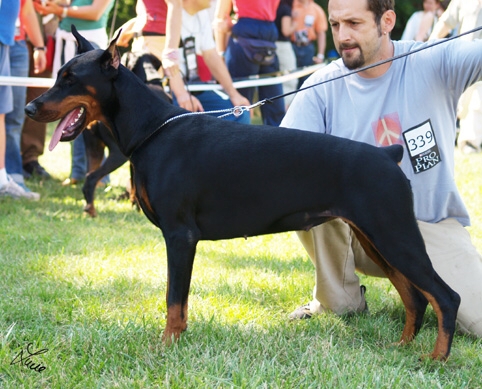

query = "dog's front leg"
[162,228,199,345]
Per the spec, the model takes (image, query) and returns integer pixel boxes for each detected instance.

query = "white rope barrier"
[0,63,324,90]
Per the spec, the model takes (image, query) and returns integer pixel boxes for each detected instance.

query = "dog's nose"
[24,103,37,118]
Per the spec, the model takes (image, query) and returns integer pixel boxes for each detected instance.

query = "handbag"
[234,36,276,66]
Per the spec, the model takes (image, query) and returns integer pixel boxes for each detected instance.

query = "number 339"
[407,131,434,152]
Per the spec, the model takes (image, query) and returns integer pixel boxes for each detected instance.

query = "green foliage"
[106,0,137,38]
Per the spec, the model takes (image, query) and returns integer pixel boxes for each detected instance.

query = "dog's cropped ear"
[106,29,122,70]
[72,25,95,54]
[99,36,121,76]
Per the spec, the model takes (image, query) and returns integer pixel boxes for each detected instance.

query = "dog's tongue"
[48,125,64,152]
[49,108,82,151]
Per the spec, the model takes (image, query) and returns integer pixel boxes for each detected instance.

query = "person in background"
[175,0,251,121]
[21,12,58,180]
[284,0,482,338]
[214,0,286,126]
[430,0,482,154]
[116,0,184,78]
[401,0,443,41]
[5,0,46,199]
[414,0,447,41]
[275,0,298,107]
[290,0,327,88]
[0,1,18,198]
[117,0,200,110]
[118,0,251,121]
[33,0,114,186]
[0,0,33,199]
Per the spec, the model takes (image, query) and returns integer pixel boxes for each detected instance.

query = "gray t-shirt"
[281,39,482,226]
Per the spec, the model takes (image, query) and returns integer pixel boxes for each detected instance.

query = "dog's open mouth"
[49,107,86,151]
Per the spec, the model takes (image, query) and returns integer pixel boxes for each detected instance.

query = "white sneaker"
[0,176,40,201]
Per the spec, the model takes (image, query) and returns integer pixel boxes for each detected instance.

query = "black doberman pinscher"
[25,27,460,360]
[81,51,171,217]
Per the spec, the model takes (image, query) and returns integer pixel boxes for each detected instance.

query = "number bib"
[403,120,441,174]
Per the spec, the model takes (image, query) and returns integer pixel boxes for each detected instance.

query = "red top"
[233,0,280,22]
[137,0,168,35]
[15,0,27,41]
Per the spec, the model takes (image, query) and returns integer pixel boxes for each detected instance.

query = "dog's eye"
[60,70,76,86]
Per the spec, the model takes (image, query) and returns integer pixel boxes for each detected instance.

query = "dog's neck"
[108,67,185,157]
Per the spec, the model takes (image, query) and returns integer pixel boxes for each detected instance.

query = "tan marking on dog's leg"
[83,203,97,217]
[385,271,419,345]
[350,226,420,345]
[419,294,451,361]
[162,303,188,345]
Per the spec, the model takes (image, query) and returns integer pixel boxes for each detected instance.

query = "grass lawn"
[0,123,481,388]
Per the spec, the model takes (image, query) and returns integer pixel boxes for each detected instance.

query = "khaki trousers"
[297,218,482,336]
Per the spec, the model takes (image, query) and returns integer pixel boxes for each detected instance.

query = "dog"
[25,27,460,360]
[81,52,171,217]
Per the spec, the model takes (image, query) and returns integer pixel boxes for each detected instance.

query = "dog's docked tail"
[382,144,404,165]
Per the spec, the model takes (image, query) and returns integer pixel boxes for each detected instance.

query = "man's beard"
[339,43,365,70]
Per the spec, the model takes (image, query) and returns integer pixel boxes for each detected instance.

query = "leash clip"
[232,106,247,117]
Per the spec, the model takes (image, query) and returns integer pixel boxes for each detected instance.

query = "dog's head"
[24,25,122,151]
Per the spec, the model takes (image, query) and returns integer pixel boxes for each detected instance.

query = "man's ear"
[381,10,396,35]
[72,25,95,53]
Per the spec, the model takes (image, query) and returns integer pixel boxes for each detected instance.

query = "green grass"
[0,124,481,388]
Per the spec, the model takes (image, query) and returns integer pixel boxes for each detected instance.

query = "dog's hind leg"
[352,226,460,360]
[161,225,200,345]
[414,272,460,360]
[389,268,459,360]
[352,228,428,342]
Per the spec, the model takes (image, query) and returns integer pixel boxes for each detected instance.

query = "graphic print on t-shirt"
[403,119,441,174]
[372,113,404,147]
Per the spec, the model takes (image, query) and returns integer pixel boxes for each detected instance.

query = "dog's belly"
[195,208,336,240]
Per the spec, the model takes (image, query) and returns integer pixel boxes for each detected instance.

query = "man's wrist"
[317,53,325,60]
[33,46,46,51]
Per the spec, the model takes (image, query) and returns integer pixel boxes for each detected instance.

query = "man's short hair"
[328,0,395,26]
[368,0,395,25]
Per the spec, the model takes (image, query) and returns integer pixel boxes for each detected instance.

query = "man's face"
[328,0,384,70]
